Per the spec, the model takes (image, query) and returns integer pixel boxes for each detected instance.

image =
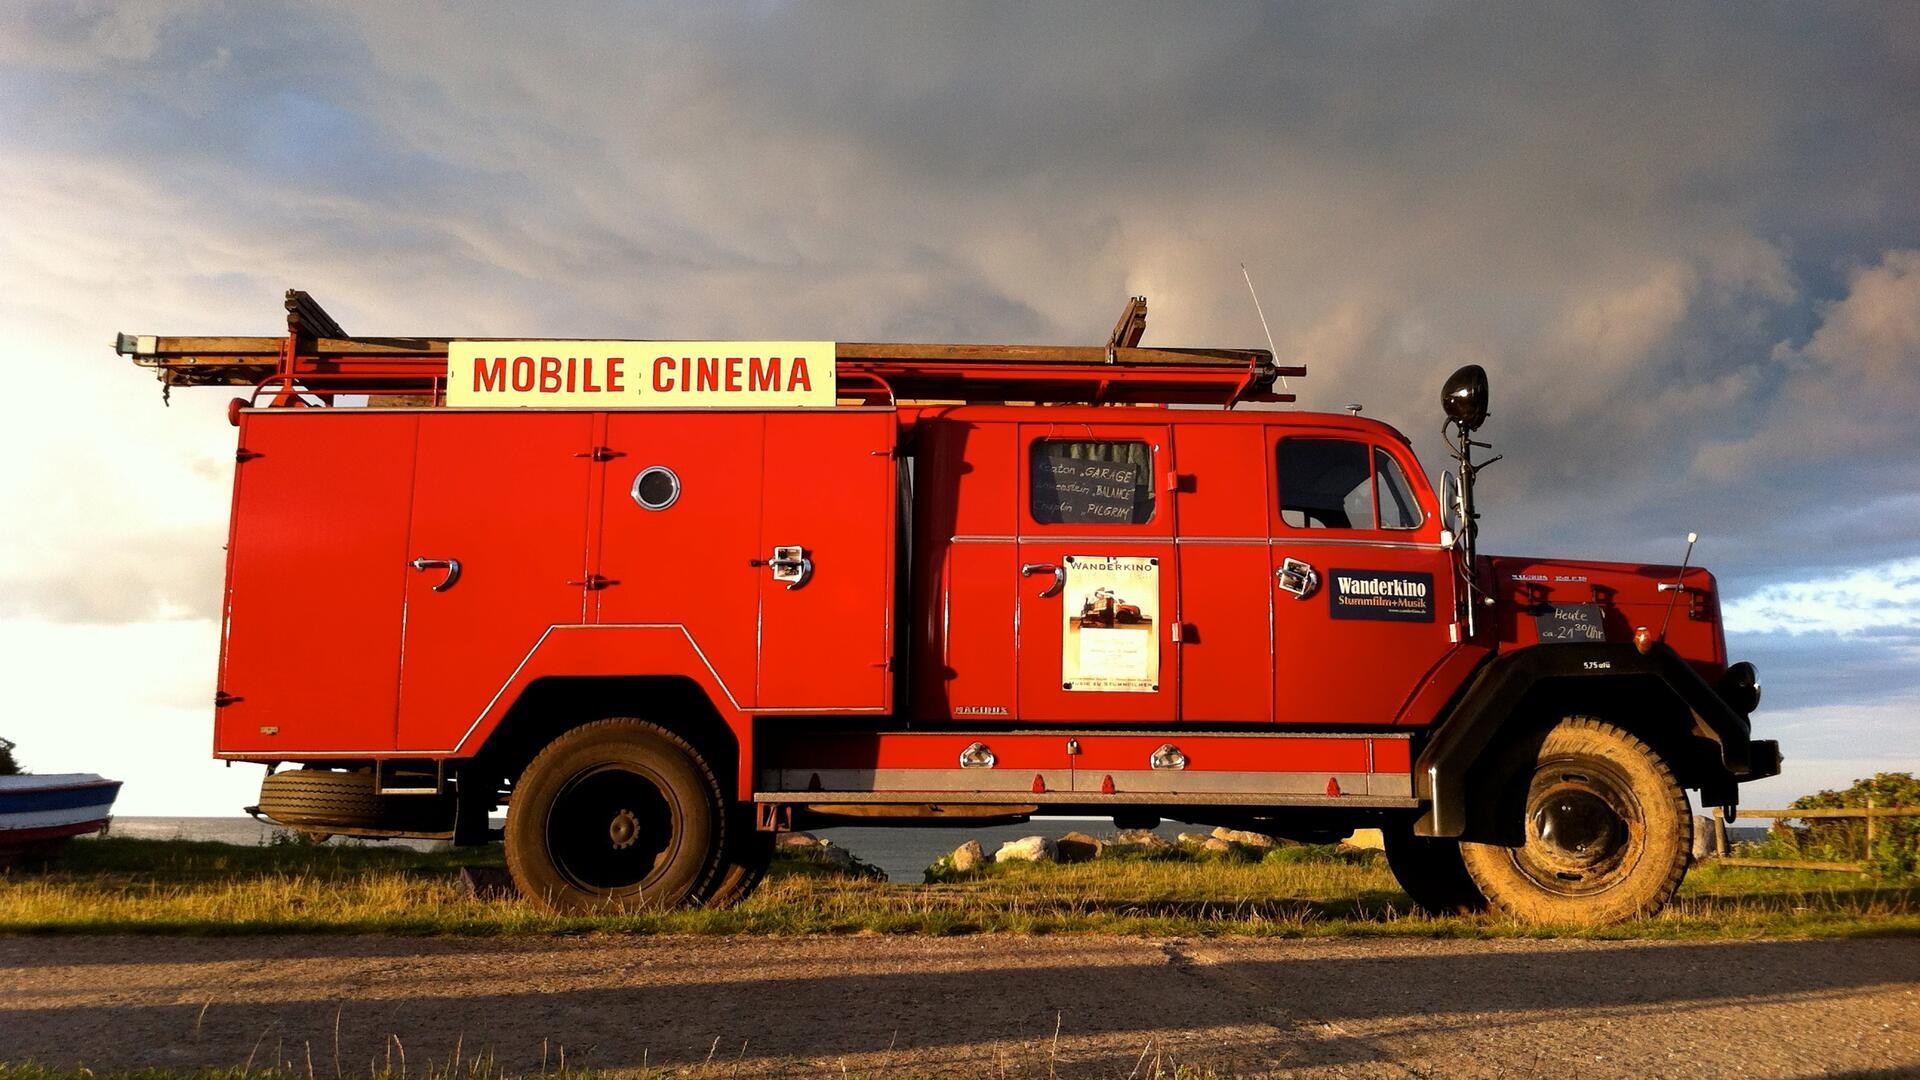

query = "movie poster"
[1061,555,1159,692]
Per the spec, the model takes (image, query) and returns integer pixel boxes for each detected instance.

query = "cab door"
[1267,431,1454,726]
[1016,421,1176,723]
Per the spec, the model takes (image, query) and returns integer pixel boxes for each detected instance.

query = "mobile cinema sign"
[446,341,837,408]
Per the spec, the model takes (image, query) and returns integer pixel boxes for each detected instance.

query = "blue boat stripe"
[0,785,120,814]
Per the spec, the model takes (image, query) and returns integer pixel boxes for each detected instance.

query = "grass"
[1,835,1915,940]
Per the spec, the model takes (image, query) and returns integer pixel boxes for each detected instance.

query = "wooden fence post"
[1866,796,1876,855]
[1713,807,1729,857]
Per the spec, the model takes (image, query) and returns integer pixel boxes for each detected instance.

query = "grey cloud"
[1,4,1917,755]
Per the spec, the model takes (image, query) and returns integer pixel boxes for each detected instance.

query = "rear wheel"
[505,719,723,913]
[1460,716,1691,924]
[1382,819,1486,915]
[698,805,775,908]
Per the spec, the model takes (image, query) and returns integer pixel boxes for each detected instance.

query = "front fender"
[1414,642,1776,837]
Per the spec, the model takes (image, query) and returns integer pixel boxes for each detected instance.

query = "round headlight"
[1716,661,1761,714]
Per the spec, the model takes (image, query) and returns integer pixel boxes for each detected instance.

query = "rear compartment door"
[755,411,897,711]
[396,411,594,751]
[218,411,417,755]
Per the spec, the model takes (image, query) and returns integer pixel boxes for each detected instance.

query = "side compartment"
[217,411,419,756]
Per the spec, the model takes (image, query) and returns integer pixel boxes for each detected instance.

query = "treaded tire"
[1460,716,1692,925]
[258,769,383,829]
[1383,819,1487,915]
[698,805,775,909]
[506,718,723,914]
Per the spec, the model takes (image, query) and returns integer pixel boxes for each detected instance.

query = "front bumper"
[1743,738,1783,782]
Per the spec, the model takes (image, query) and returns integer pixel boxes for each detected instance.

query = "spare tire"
[257,769,384,829]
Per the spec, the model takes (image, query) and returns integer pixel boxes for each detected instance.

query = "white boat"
[0,772,123,857]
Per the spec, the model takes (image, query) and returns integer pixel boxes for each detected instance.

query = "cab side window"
[1277,438,1426,531]
[1375,447,1423,530]
[1277,438,1375,529]
[1030,439,1154,525]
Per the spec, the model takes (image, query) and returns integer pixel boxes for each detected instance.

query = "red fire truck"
[120,291,1778,923]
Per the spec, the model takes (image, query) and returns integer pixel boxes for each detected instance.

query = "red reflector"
[1101,774,1115,795]
[1325,777,1342,797]
[1031,774,1046,794]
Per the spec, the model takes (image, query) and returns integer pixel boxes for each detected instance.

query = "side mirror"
[1440,470,1464,535]
[1441,364,1489,432]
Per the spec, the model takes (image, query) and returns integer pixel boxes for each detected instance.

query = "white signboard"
[1061,555,1160,693]
[446,341,837,408]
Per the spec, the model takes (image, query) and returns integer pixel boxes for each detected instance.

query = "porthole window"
[631,466,681,511]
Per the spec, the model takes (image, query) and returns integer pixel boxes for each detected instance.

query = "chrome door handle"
[410,557,462,592]
[1275,556,1319,600]
[1021,562,1065,598]
[765,545,813,590]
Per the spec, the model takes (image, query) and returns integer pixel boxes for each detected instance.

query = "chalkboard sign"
[1030,440,1155,525]
[1534,603,1608,643]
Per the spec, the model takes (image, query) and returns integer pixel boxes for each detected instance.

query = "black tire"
[258,769,382,830]
[1383,819,1487,915]
[505,719,723,914]
[698,805,775,909]
[1460,716,1692,924]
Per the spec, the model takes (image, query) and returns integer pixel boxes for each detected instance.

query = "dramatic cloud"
[1,2,1915,806]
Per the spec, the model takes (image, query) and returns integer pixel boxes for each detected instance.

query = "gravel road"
[3,934,1916,1077]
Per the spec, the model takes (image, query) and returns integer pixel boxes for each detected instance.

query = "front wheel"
[506,719,723,914]
[1460,716,1691,924]
[1383,819,1486,915]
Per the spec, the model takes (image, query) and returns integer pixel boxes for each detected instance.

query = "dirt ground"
[3,934,1916,1078]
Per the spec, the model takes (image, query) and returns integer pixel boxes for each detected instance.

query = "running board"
[754,791,1419,808]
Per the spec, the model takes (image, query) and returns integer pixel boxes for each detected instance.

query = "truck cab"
[120,291,1779,923]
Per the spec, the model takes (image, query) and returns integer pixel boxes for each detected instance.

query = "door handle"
[1021,562,1065,598]
[1274,556,1319,600]
[763,545,813,590]
[410,557,462,592]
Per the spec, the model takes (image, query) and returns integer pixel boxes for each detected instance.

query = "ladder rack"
[118,290,1301,407]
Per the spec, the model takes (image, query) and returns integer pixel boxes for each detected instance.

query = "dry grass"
[1,837,1915,940]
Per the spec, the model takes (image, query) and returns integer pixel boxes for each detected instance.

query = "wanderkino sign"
[446,341,837,408]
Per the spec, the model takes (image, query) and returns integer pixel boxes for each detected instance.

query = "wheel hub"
[1508,761,1642,897]
[1532,788,1621,859]
[607,808,641,850]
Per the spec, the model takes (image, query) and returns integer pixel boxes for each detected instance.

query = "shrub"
[1756,772,1919,877]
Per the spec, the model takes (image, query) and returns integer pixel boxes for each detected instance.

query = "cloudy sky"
[1,3,1915,814]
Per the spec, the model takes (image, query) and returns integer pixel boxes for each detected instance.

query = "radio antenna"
[1657,532,1700,643]
[1240,263,1291,401]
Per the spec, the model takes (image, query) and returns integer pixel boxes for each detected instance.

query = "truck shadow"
[2,936,1916,1074]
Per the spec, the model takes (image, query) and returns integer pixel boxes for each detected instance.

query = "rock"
[813,840,855,868]
[1056,831,1104,862]
[457,865,518,901]
[1691,815,1716,862]
[995,835,1058,863]
[775,831,823,849]
[1111,829,1175,852]
[1343,828,1386,851]
[951,839,987,872]
[1201,837,1233,853]
[1176,831,1211,847]
[1210,826,1278,850]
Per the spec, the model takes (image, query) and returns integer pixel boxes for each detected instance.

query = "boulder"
[1210,826,1278,850]
[1056,831,1105,862]
[1343,828,1386,851]
[1201,837,1233,853]
[776,831,823,849]
[951,839,988,872]
[1176,831,1212,847]
[995,835,1058,863]
[1691,815,1716,862]
[813,840,855,868]
[1110,829,1175,852]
